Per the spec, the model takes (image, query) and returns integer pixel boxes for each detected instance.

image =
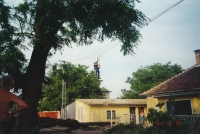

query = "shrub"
[104,123,146,134]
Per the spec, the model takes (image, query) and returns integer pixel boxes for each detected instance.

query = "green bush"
[146,102,190,134]
[104,123,146,134]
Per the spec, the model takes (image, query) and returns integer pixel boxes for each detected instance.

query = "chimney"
[194,49,200,65]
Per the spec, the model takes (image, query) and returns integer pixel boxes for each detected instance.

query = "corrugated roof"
[140,66,200,96]
[76,99,147,106]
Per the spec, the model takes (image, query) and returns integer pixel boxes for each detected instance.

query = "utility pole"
[59,60,67,119]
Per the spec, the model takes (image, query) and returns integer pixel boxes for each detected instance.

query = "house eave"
[89,104,147,106]
[141,88,200,98]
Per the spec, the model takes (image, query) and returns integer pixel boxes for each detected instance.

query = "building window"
[166,100,192,115]
[107,110,116,119]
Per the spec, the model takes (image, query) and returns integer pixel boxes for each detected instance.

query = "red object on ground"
[38,111,59,119]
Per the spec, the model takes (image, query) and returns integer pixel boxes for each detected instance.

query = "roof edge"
[141,88,200,97]
[140,65,197,96]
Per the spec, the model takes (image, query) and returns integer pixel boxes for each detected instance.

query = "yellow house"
[66,99,147,125]
[140,49,200,115]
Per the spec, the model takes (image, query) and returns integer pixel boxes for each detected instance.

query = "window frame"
[166,99,192,115]
[107,110,116,119]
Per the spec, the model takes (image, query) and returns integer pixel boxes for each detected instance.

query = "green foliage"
[147,108,173,125]
[0,0,27,91]
[104,123,146,134]
[101,87,109,91]
[39,73,62,111]
[0,47,27,91]
[120,62,183,98]
[146,101,190,134]
[156,102,165,109]
[0,0,148,97]
[39,63,103,111]
[104,100,191,134]
[1,0,148,132]
[0,0,148,90]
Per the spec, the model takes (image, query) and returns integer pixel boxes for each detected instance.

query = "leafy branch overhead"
[1,0,148,55]
[1,0,148,133]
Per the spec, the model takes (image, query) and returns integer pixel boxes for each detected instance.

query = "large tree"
[40,63,103,111]
[120,62,183,99]
[0,0,148,133]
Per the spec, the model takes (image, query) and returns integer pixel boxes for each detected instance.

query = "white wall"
[66,102,75,119]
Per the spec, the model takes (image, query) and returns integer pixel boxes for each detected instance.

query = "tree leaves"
[40,63,103,111]
[120,62,183,99]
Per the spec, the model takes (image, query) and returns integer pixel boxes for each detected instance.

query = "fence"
[175,115,200,134]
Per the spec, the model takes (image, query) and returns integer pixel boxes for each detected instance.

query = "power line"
[47,59,53,67]
[73,0,185,61]
[95,0,185,57]
[83,41,119,59]
[48,0,185,65]
[100,42,120,57]
[67,40,120,62]
[150,0,184,23]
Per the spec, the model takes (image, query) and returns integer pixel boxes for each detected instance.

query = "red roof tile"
[141,66,200,96]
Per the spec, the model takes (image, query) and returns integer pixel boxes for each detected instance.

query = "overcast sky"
[10,0,200,99]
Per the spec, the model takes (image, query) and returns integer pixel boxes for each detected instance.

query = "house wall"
[147,97,159,110]
[66,101,76,119]
[75,100,90,122]
[102,92,110,99]
[75,100,147,124]
[90,105,131,124]
[146,95,200,114]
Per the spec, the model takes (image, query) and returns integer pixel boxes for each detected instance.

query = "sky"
[9,0,200,99]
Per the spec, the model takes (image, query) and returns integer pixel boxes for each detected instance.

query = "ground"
[40,126,104,134]
[39,117,109,134]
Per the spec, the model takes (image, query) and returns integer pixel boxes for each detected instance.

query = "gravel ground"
[40,126,104,134]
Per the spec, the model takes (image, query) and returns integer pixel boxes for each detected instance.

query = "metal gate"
[130,113,136,124]
[175,115,200,134]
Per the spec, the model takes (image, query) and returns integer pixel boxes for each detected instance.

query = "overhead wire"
[150,0,184,23]
[47,59,53,67]
[47,0,185,65]
[68,40,120,62]
[100,42,121,57]
[70,0,185,62]
[83,40,119,59]
[86,41,119,58]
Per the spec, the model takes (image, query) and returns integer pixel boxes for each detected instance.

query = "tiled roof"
[76,99,147,106]
[141,66,200,96]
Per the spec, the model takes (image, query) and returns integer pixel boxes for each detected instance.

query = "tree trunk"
[13,0,59,132]
[14,45,51,134]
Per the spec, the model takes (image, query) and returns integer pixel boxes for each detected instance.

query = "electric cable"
[83,41,119,59]
[100,42,121,57]
[47,59,53,67]
[48,0,185,64]
[68,40,119,62]
[73,0,185,60]
[150,0,184,23]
